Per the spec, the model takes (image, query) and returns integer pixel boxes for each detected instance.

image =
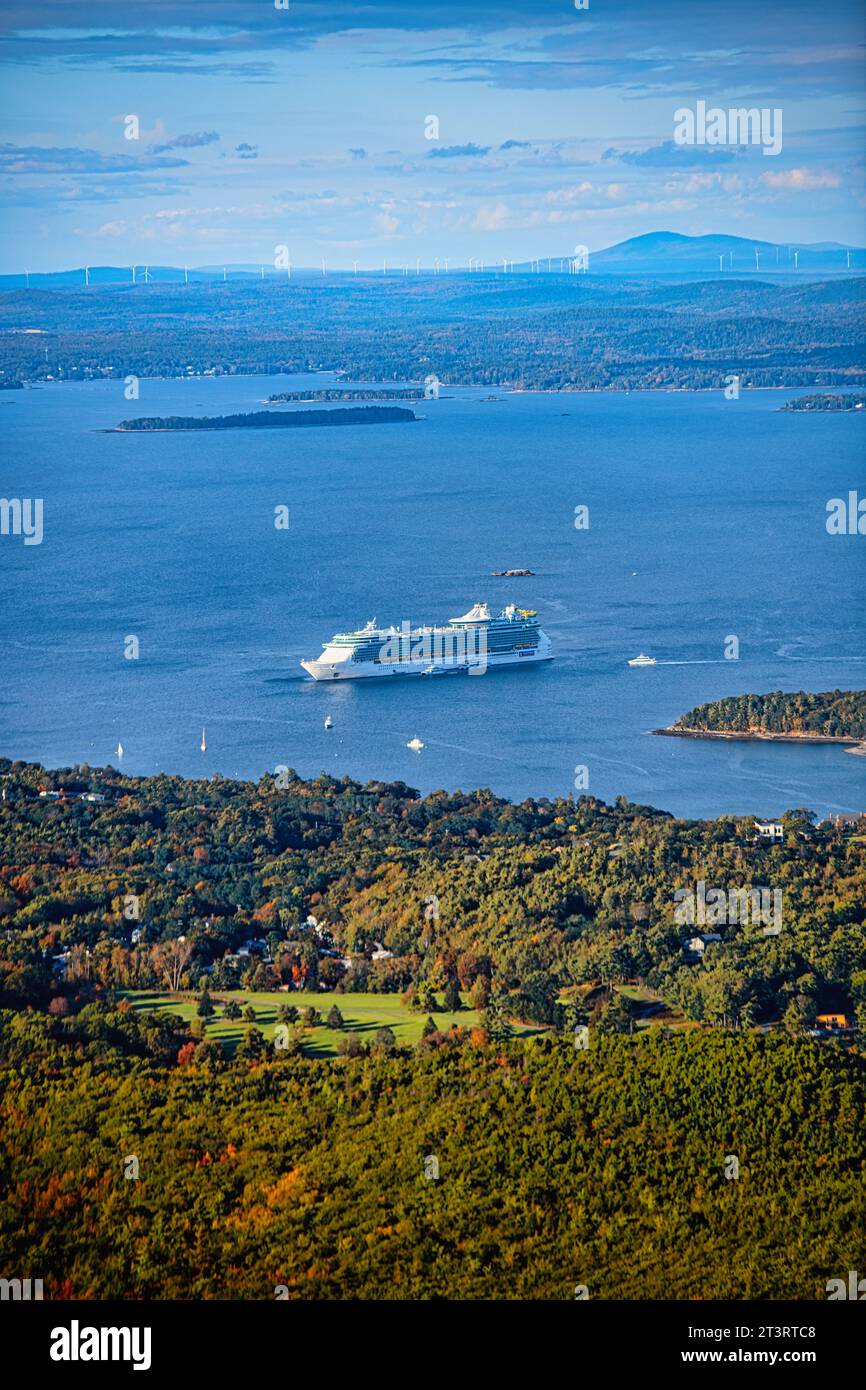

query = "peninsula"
[654,688,866,750]
[781,393,866,412]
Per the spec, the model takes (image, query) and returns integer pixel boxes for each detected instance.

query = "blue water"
[1,374,864,817]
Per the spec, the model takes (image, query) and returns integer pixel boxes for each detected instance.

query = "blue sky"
[0,0,864,271]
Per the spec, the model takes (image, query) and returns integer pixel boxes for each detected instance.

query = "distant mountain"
[588,231,863,276]
[1,232,863,289]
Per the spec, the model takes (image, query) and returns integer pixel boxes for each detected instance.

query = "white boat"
[200,727,207,752]
[407,737,425,751]
[116,742,124,759]
[324,716,333,729]
[301,602,553,681]
[628,653,657,667]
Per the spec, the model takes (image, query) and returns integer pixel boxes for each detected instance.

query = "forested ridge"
[2,275,864,391]
[672,689,866,739]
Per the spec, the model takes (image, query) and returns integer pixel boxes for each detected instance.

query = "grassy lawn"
[122,988,497,1057]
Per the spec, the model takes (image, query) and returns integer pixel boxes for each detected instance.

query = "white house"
[683,932,722,959]
[754,821,784,842]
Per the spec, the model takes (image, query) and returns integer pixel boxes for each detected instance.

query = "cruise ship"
[301,603,553,680]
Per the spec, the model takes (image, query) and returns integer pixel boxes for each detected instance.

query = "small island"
[491,568,535,577]
[111,406,417,432]
[781,393,866,412]
[654,689,866,752]
[266,387,424,404]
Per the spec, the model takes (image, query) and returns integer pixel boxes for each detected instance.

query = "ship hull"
[301,648,553,681]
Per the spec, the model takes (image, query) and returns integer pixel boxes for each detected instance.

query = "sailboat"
[324,716,333,730]
[116,742,124,759]
[200,727,207,752]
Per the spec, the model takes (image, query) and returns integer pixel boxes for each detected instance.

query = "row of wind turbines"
[23,254,591,289]
[21,246,857,289]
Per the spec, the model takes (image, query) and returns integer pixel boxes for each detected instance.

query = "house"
[830,813,864,831]
[683,933,722,960]
[754,821,784,842]
[816,1013,852,1030]
[370,941,393,961]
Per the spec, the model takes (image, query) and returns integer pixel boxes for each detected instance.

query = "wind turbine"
[794,250,799,270]
[754,249,760,271]
[131,265,137,285]
[433,257,440,275]
[321,257,326,277]
[468,257,475,272]
[184,265,189,285]
[84,265,90,287]
[443,258,449,273]
[383,258,387,275]
[24,269,29,289]
[260,265,265,280]
[353,260,358,275]
[846,250,852,270]
[416,257,421,275]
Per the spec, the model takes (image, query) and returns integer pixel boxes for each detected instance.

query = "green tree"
[482,992,513,1043]
[237,1026,267,1059]
[326,1004,344,1029]
[443,978,462,1012]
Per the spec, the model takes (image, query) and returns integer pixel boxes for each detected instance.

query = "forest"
[1,756,864,1037]
[2,759,864,1299]
[671,689,866,739]
[1,273,864,392]
[0,1016,863,1299]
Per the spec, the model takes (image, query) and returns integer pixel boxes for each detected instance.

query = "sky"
[0,0,864,272]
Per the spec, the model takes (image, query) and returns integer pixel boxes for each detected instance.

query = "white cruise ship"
[301,603,553,680]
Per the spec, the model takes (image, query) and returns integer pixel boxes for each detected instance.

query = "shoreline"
[653,725,866,750]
